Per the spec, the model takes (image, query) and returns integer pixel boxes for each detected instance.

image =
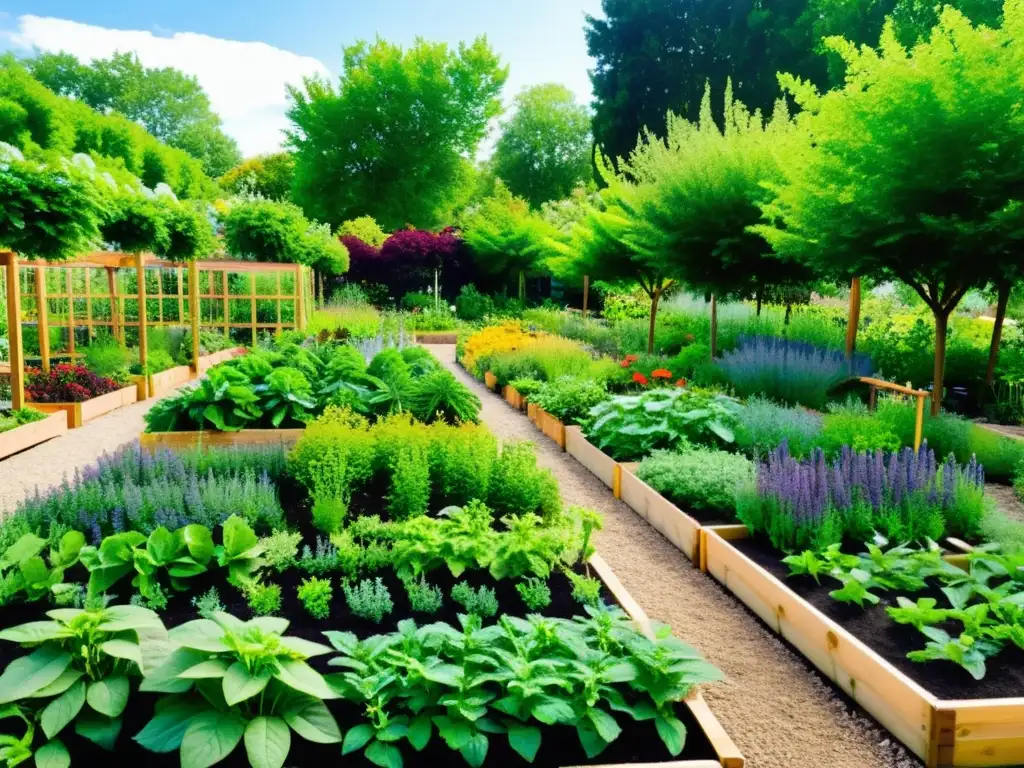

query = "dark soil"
[0,486,719,766]
[664,499,736,527]
[732,536,1024,700]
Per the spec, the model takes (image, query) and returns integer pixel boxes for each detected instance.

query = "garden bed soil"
[0,558,726,768]
[29,384,138,428]
[0,410,68,460]
[730,535,1024,701]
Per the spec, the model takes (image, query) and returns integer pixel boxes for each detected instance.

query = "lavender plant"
[718,335,874,410]
[736,442,987,552]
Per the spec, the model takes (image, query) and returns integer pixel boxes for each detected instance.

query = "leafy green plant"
[297,577,333,620]
[0,604,166,760]
[83,335,132,381]
[906,627,999,681]
[584,387,740,462]
[566,570,603,606]
[137,612,341,768]
[389,502,498,581]
[298,537,341,576]
[261,530,302,573]
[734,395,822,459]
[311,497,348,534]
[408,369,481,424]
[635,449,752,515]
[215,515,265,586]
[490,514,570,581]
[344,578,394,624]
[0,531,84,606]
[245,581,282,617]
[192,587,225,619]
[405,577,443,614]
[530,376,609,426]
[451,582,498,618]
[515,578,551,611]
[488,442,561,521]
[144,365,262,433]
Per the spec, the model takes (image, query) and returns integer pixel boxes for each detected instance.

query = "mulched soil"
[732,536,1024,700]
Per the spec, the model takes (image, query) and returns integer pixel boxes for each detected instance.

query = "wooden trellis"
[1,251,310,410]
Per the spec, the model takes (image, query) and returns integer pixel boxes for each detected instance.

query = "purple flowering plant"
[736,441,986,552]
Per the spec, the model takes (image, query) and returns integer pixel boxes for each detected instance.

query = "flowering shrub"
[584,386,741,461]
[459,324,548,377]
[734,396,823,459]
[717,335,874,410]
[736,442,987,552]
[25,364,121,402]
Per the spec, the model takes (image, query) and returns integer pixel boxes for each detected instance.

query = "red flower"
[620,360,630,368]
[651,368,672,379]
[632,372,649,385]
[676,378,688,388]
[623,354,639,364]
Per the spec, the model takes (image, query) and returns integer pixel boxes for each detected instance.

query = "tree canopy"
[757,1,1024,411]
[223,198,348,274]
[286,37,507,231]
[492,84,592,207]
[220,152,296,201]
[27,51,242,177]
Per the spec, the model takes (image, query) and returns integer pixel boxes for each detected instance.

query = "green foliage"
[298,536,343,577]
[262,530,302,573]
[245,581,283,616]
[223,198,349,274]
[138,612,340,767]
[0,407,48,435]
[530,376,609,425]
[493,84,592,207]
[734,396,823,459]
[566,570,603,607]
[515,578,552,611]
[337,215,388,247]
[298,576,333,620]
[219,152,295,200]
[636,449,753,515]
[451,582,499,618]
[408,369,482,424]
[287,36,507,230]
[584,387,740,462]
[312,497,348,535]
[343,577,394,624]
[215,515,266,587]
[488,442,561,521]
[405,576,443,614]
[192,587,225,618]
[388,444,431,520]
[0,531,83,606]
[819,401,902,458]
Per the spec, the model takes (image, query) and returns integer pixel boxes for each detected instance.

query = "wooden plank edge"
[0,411,68,460]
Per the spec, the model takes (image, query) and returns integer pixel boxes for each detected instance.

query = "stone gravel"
[425,345,921,768]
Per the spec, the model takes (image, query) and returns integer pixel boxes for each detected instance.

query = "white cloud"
[6,15,331,157]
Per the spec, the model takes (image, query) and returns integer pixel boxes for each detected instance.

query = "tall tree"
[27,51,242,177]
[286,37,507,231]
[220,152,296,201]
[757,2,1024,414]
[492,84,592,207]
[584,0,1003,164]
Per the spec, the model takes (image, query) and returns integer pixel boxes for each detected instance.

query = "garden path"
[425,344,921,768]
[0,398,153,514]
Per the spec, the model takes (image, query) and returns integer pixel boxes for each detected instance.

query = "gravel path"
[0,398,154,514]
[425,345,919,768]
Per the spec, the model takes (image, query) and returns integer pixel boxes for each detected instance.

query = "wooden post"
[868,385,878,411]
[583,275,590,316]
[4,254,25,410]
[250,272,257,347]
[136,254,148,386]
[35,266,50,372]
[275,271,282,333]
[188,260,200,370]
[296,265,306,331]
[65,269,75,358]
[846,277,862,359]
[914,394,925,452]
[177,266,185,325]
[221,269,229,339]
[106,267,119,343]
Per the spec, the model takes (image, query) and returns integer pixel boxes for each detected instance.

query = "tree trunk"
[932,308,951,416]
[518,271,525,303]
[846,277,862,359]
[583,275,590,316]
[647,286,661,354]
[755,287,762,317]
[986,280,1011,386]
[710,294,718,359]
[784,303,792,325]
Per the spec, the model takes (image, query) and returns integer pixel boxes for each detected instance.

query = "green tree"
[492,84,592,207]
[757,2,1024,414]
[337,215,388,247]
[223,198,348,275]
[633,83,813,353]
[27,50,241,176]
[462,183,548,301]
[286,37,507,231]
[220,152,296,201]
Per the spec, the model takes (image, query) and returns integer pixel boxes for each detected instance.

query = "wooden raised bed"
[534,406,567,450]
[617,462,705,563]
[590,552,744,768]
[30,385,138,428]
[0,411,68,460]
[566,425,618,489]
[701,527,1024,767]
[140,428,305,450]
[134,365,194,400]
[484,371,499,391]
[415,332,458,344]
[196,346,248,374]
[504,385,527,411]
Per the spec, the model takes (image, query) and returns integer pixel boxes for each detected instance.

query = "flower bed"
[0,410,67,460]
[0,419,742,768]
[30,384,138,428]
[702,527,1024,767]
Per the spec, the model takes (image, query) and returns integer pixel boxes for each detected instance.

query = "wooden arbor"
[1,251,312,409]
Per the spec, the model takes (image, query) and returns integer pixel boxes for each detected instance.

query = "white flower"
[450,305,456,313]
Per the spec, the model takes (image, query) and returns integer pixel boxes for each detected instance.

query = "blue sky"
[0,0,603,156]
